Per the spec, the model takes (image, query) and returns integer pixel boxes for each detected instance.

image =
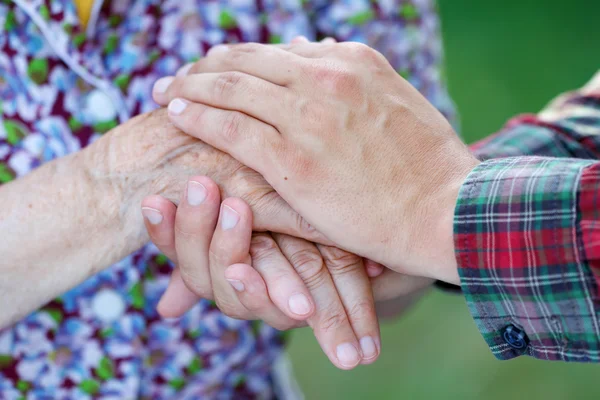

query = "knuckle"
[313,63,360,96]
[221,111,243,143]
[346,299,375,322]
[296,98,328,126]
[214,71,243,100]
[250,234,280,261]
[288,248,325,284]
[322,248,361,276]
[318,309,349,333]
[185,103,207,130]
[344,42,378,60]
[295,213,317,239]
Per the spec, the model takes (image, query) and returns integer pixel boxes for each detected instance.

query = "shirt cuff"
[454,157,600,362]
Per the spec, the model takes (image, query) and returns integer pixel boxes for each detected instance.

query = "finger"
[142,195,203,318]
[248,233,315,320]
[250,191,333,246]
[176,62,194,77]
[224,263,302,330]
[291,35,310,44]
[189,43,306,85]
[166,99,280,181]
[154,72,290,127]
[141,195,178,262]
[317,245,380,364]
[274,234,362,370]
[364,259,385,278]
[208,197,253,318]
[156,268,201,318]
[271,42,332,58]
[272,42,376,63]
[371,269,435,302]
[174,176,221,299]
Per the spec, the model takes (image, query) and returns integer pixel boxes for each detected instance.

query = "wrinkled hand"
[142,176,386,369]
[86,108,323,243]
[151,41,480,284]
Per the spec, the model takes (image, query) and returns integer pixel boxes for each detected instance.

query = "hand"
[141,176,384,369]
[83,108,326,245]
[150,42,480,284]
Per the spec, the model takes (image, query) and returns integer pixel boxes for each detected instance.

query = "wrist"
[79,127,149,249]
[384,150,478,285]
[429,157,480,285]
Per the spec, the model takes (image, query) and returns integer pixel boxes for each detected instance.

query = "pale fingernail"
[154,76,174,93]
[288,293,312,316]
[177,63,194,77]
[336,343,360,368]
[187,181,207,206]
[227,279,245,292]
[207,44,228,56]
[221,205,240,230]
[360,336,378,360]
[168,98,188,115]
[366,264,383,278]
[321,37,336,44]
[291,35,309,44]
[142,207,163,225]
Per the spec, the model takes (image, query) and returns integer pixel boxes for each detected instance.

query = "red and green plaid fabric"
[455,73,600,362]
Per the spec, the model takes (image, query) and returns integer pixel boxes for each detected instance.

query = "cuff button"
[502,324,529,350]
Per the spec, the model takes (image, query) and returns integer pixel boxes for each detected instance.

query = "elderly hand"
[150,42,479,285]
[87,107,325,243]
[142,176,384,369]
[140,175,434,369]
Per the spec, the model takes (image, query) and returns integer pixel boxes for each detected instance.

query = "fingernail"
[142,207,163,225]
[336,343,360,368]
[291,35,309,44]
[177,62,194,77]
[321,37,336,44]
[168,98,188,115]
[154,76,174,93]
[207,44,228,56]
[366,264,384,278]
[187,181,207,206]
[227,279,245,292]
[288,293,312,316]
[360,336,378,360]
[221,205,240,230]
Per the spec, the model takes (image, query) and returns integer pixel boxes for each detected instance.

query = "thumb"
[157,268,201,318]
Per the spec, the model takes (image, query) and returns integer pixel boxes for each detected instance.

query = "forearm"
[0,144,146,328]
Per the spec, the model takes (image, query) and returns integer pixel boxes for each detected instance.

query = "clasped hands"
[137,39,479,370]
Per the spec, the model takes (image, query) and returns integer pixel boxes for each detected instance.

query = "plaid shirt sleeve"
[455,72,600,362]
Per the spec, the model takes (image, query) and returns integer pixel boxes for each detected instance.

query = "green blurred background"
[288,0,600,398]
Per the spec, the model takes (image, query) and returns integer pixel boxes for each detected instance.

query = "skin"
[142,174,433,369]
[0,109,317,327]
[142,38,433,370]
[151,40,481,285]
[0,36,435,371]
